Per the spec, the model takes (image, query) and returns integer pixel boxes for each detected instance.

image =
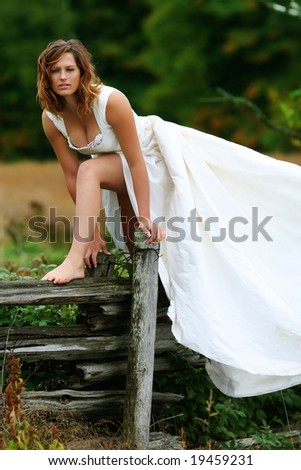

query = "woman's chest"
[63,111,101,148]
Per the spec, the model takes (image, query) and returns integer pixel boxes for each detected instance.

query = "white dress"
[47,85,301,398]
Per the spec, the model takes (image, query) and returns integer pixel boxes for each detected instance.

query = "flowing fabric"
[47,86,301,397]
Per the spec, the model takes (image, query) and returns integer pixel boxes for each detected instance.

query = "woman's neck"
[62,94,78,114]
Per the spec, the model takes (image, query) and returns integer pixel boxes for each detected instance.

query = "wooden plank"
[123,230,160,449]
[74,353,205,386]
[0,324,177,361]
[1,335,128,361]
[0,325,92,339]
[0,277,132,305]
[21,389,183,418]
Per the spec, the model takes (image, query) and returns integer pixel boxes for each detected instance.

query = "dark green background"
[1,0,301,161]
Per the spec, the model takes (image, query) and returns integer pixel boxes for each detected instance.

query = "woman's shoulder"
[95,84,127,120]
[42,109,67,139]
[97,84,125,102]
[42,108,62,123]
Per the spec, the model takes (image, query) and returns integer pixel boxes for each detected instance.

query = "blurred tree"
[0,0,75,161]
[141,0,301,150]
[70,0,151,111]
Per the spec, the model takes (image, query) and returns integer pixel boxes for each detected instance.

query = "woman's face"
[49,52,81,97]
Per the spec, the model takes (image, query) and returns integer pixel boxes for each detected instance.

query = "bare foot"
[42,259,85,284]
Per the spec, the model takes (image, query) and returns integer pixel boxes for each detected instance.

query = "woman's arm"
[42,111,109,261]
[42,110,79,202]
[106,92,151,224]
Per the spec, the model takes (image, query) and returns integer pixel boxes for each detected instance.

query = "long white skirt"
[103,115,301,397]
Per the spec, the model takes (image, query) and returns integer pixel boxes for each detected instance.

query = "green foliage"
[277,89,301,147]
[154,353,301,449]
[0,303,79,328]
[249,420,297,449]
[70,0,152,107]
[154,359,251,447]
[0,0,75,160]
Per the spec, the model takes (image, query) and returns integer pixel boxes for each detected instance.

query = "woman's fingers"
[137,220,165,243]
[84,237,110,269]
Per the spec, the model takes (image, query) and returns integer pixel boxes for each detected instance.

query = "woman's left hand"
[138,217,165,244]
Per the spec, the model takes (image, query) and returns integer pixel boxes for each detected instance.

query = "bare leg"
[42,154,128,284]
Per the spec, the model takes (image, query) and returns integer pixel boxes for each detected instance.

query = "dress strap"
[93,85,123,130]
[46,111,68,139]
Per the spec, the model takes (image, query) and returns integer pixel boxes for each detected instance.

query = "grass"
[1,240,69,269]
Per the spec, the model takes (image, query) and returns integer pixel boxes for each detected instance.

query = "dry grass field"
[0,160,74,244]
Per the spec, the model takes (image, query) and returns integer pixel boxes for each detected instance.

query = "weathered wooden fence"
[0,232,203,449]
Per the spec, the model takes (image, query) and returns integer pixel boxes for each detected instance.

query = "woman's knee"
[77,159,99,183]
[77,154,126,192]
[78,159,95,173]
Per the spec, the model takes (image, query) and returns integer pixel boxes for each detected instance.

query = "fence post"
[123,229,160,449]
[85,252,116,278]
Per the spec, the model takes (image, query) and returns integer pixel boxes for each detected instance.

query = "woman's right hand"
[84,225,110,269]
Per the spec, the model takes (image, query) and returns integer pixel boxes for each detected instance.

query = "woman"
[37,39,164,284]
[37,39,301,398]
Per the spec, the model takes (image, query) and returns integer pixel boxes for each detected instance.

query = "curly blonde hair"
[37,39,102,116]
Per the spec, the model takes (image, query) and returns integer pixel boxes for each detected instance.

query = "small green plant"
[249,420,297,450]
[0,354,64,450]
[197,391,247,446]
